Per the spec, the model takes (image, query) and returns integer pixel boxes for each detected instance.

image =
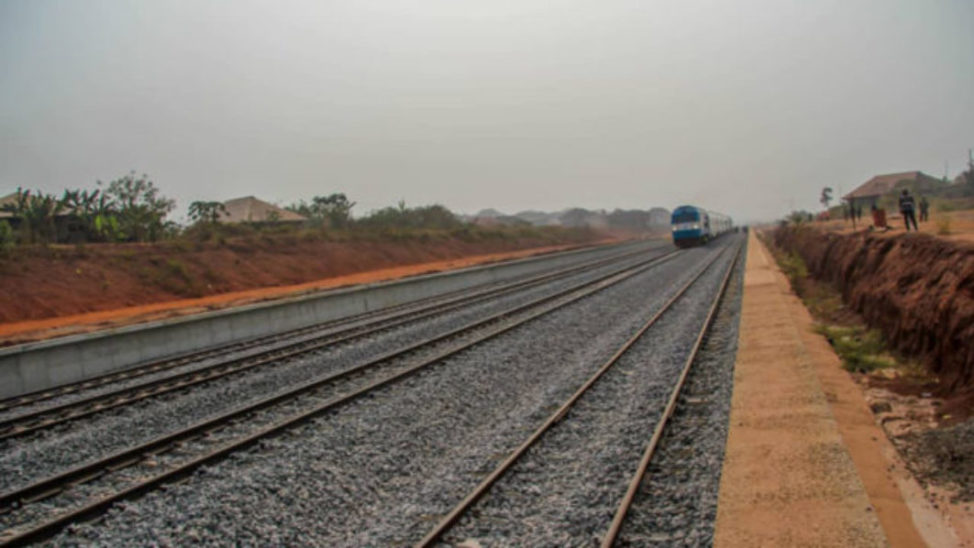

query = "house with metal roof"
[218,196,306,224]
[842,171,941,210]
[0,192,17,219]
[0,191,89,242]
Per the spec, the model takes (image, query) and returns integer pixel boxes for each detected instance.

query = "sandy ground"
[715,232,957,547]
[816,209,974,243]
[0,243,592,347]
[862,383,974,546]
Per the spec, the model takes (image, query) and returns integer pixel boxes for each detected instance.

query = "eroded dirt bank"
[772,226,974,397]
[0,231,605,325]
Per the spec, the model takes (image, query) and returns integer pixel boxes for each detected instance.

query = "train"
[670,205,733,248]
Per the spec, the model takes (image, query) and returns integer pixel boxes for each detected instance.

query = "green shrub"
[816,325,895,372]
[776,252,808,296]
[0,220,14,256]
[356,203,463,231]
[165,258,188,278]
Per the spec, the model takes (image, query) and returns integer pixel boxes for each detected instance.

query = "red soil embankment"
[772,226,974,397]
[0,232,608,341]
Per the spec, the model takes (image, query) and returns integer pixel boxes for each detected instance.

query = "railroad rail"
[414,241,742,547]
[0,247,685,546]
[600,241,741,547]
[0,244,666,441]
[0,241,661,414]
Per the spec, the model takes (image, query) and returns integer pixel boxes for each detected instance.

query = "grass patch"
[815,324,896,372]
[763,239,808,297]
[763,232,904,375]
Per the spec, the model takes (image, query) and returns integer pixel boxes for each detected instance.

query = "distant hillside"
[467,207,671,231]
[473,208,506,219]
[513,210,562,226]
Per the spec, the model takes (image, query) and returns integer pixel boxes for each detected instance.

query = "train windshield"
[672,210,699,223]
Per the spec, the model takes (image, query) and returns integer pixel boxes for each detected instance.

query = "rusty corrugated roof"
[842,171,922,200]
[0,193,17,218]
[219,196,306,223]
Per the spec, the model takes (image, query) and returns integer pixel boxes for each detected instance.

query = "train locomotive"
[670,205,733,248]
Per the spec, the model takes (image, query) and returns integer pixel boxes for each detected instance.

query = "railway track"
[0,243,668,442]
[416,240,742,547]
[0,246,686,546]
[0,241,657,417]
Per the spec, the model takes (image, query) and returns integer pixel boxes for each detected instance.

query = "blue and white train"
[671,205,733,248]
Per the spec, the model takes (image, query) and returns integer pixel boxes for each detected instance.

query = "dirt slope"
[772,226,974,398]
[0,232,605,326]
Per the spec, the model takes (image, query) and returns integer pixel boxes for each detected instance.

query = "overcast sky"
[2,0,972,223]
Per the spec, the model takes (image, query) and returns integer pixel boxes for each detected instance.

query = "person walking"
[899,189,918,231]
[919,196,930,222]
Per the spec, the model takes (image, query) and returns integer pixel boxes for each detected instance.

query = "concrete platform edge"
[0,240,645,399]
[714,232,896,547]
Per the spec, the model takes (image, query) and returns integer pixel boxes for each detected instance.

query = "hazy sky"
[2,0,972,223]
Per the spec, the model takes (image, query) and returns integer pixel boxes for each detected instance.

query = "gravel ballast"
[0,241,666,425]
[42,237,743,545]
[438,241,741,546]
[0,243,670,494]
[614,243,744,546]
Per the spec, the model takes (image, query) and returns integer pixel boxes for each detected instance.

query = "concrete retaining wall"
[0,240,654,399]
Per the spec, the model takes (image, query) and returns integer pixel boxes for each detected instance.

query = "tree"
[313,193,354,228]
[287,193,355,228]
[0,188,65,243]
[0,220,14,256]
[357,203,461,230]
[787,210,813,225]
[100,172,175,242]
[820,187,833,210]
[61,188,117,241]
[188,201,229,225]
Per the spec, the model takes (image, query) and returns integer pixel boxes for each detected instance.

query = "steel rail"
[0,241,657,415]
[599,240,742,548]
[0,249,685,546]
[0,245,664,441]
[414,244,732,548]
[0,288,468,412]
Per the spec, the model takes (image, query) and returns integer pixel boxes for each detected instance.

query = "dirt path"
[0,243,593,347]
[817,209,974,243]
[715,232,951,547]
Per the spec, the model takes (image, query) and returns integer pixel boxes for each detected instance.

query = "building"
[842,171,941,211]
[0,192,17,221]
[0,191,84,241]
[218,196,306,224]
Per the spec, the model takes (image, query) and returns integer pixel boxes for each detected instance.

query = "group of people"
[898,189,929,231]
[845,190,929,232]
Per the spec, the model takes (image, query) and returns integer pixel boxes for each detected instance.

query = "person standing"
[919,196,930,222]
[899,189,918,231]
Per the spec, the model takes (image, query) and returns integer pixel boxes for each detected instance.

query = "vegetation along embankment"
[0,226,603,325]
[1,172,639,326]
[772,225,974,399]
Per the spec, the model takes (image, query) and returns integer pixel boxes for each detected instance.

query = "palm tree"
[1,188,65,243]
[820,187,833,210]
